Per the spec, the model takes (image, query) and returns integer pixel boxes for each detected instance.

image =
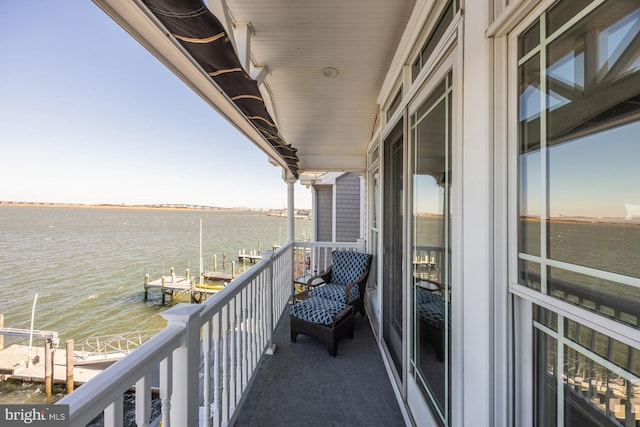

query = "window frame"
[507,0,640,424]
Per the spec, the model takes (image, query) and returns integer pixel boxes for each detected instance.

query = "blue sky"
[0,1,311,209]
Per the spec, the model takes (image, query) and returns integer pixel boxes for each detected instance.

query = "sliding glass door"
[383,121,405,376]
[411,71,453,424]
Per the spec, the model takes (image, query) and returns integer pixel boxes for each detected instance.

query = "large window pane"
[412,72,452,425]
[547,124,640,277]
[517,0,640,325]
[519,2,640,426]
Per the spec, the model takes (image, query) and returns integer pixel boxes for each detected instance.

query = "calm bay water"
[0,205,309,403]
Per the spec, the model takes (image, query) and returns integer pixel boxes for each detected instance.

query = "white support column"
[285,176,296,242]
[359,175,365,240]
[460,2,493,427]
[311,184,318,242]
[161,304,204,427]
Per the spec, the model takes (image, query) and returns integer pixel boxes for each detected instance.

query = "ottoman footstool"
[290,296,354,356]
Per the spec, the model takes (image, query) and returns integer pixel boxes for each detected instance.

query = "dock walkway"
[0,344,111,386]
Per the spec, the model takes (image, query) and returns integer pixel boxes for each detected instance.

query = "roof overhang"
[93,0,416,179]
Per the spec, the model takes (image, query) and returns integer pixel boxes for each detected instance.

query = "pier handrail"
[57,241,296,427]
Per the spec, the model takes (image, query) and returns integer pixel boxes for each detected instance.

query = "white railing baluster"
[249,279,257,371]
[229,297,237,412]
[159,354,172,427]
[242,287,249,391]
[135,373,151,427]
[202,320,212,427]
[212,312,221,427]
[258,274,269,352]
[236,290,243,399]
[104,396,123,427]
[222,305,230,425]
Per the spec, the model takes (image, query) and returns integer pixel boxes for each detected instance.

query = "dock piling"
[44,338,54,398]
[66,340,74,393]
[144,274,149,300]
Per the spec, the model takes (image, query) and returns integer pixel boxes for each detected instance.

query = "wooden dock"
[144,269,230,304]
[238,249,262,264]
[0,344,112,386]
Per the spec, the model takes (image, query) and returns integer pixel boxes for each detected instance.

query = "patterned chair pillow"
[329,251,370,286]
[290,296,350,326]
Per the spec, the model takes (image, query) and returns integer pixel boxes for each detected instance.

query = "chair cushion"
[329,251,370,286]
[290,296,350,326]
[309,283,360,304]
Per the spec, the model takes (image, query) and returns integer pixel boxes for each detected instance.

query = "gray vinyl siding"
[315,185,333,242]
[335,173,361,242]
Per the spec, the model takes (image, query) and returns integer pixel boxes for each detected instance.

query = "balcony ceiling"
[94,0,416,176]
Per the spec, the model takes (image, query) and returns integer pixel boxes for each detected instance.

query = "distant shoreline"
[0,201,255,213]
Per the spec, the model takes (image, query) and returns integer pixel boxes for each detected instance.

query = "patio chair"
[306,250,373,316]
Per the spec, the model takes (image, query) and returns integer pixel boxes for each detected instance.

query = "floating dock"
[144,267,230,303]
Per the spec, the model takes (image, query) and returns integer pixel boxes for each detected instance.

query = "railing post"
[161,303,204,427]
[262,251,276,355]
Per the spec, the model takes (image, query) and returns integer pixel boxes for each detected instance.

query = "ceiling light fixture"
[321,67,339,78]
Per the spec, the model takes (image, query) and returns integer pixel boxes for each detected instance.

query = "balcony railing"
[56,240,365,427]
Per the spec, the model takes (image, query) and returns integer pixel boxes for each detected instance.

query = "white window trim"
[506,1,640,424]
[404,27,462,427]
